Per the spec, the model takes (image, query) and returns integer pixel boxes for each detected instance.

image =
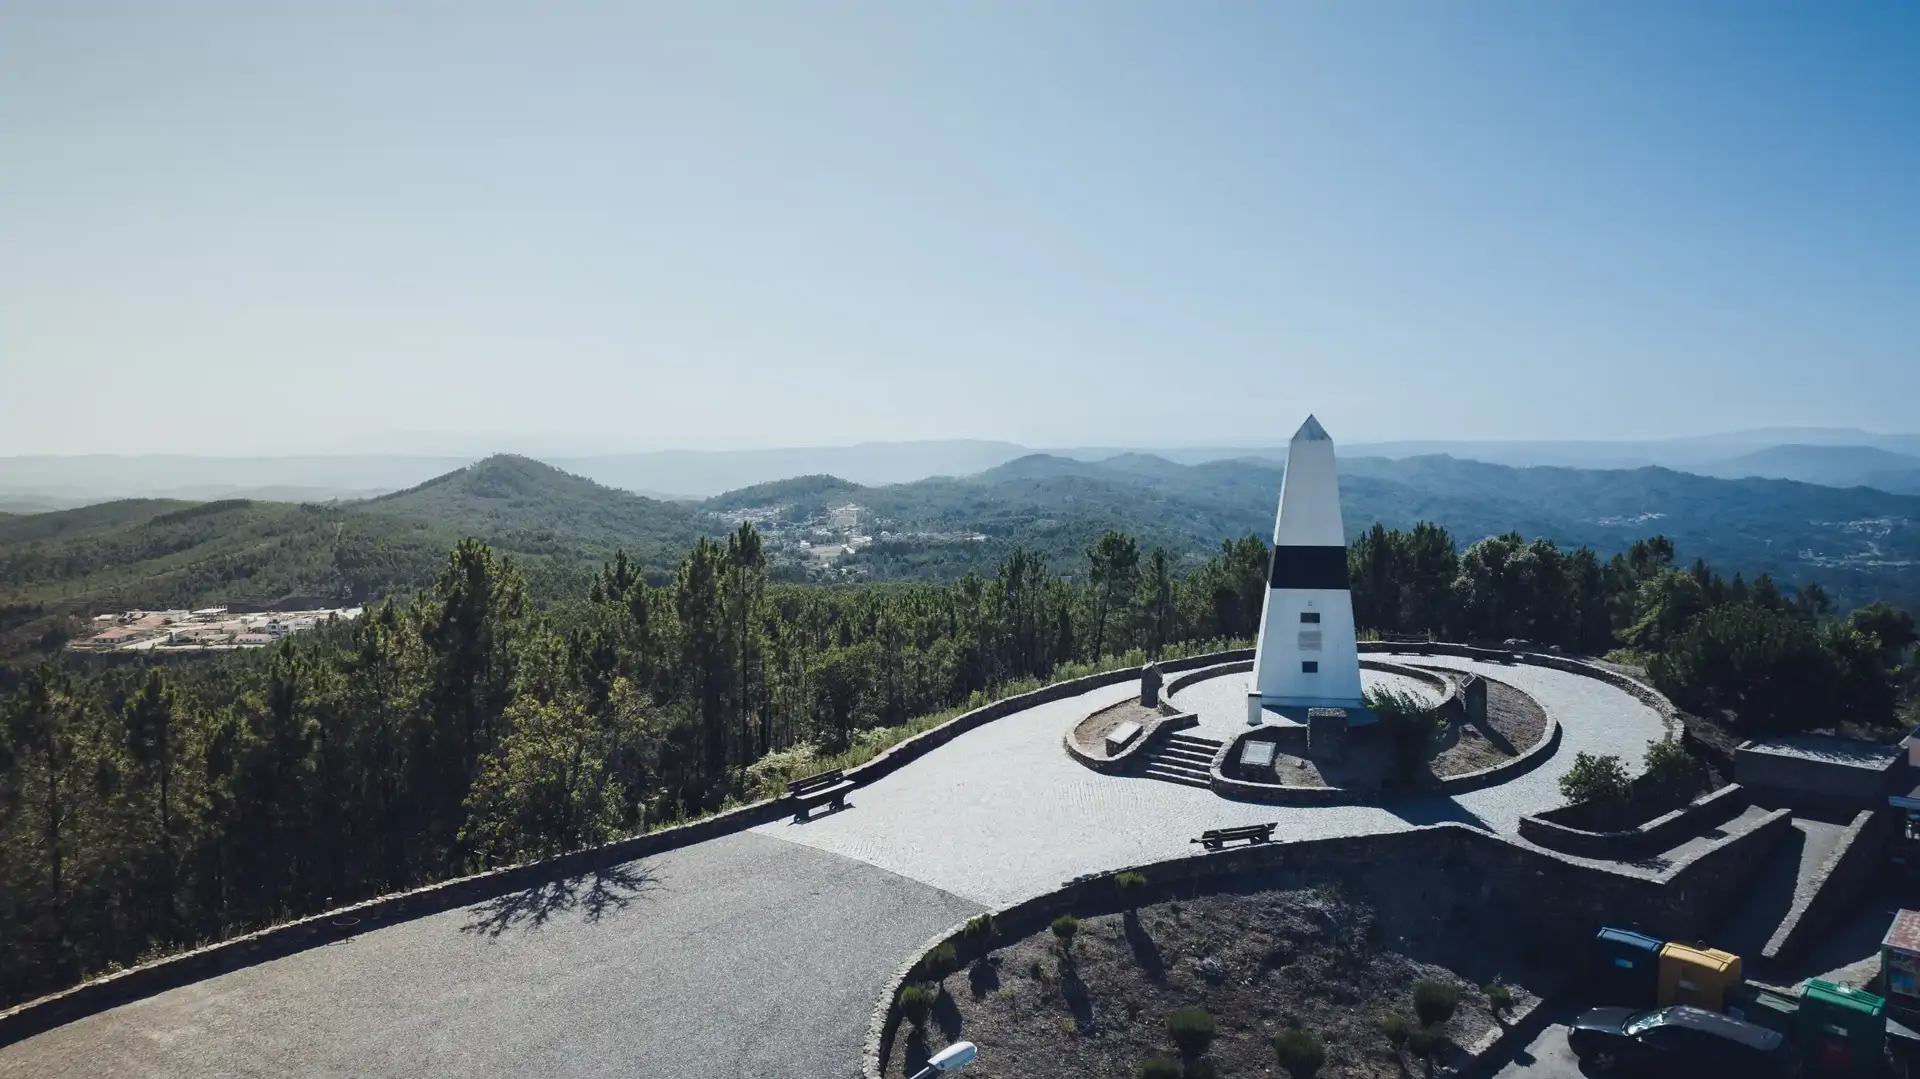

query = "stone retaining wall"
[1204,664,1554,804]
[1437,717,1564,795]
[846,649,1248,788]
[1159,656,1253,706]
[1763,807,1891,963]
[1735,736,1904,812]
[1208,726,1355,805]
[1062,711,1199,774]
[1519,783,1752,859]
[3,647,1255,1048]
[1359,642,1684,738]
[864,812,1793,1079]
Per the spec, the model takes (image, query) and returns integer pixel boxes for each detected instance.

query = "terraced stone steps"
[1136,732,1222,788]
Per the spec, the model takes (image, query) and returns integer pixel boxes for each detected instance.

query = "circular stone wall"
[1168,663,1445,740]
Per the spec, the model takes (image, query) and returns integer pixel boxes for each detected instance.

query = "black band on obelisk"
[1268,545,1350,590]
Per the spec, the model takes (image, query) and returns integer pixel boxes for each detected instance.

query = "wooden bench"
[787,768,854,820]
[1191,823,1276,851]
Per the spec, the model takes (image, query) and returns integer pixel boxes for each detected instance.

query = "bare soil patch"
[1233,676,1547,790]
[1427,677,1548,778]
[1075,700,1167,758]
[883,872,1550,1079]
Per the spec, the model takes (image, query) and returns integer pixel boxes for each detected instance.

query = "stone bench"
[1105,721,1144,756]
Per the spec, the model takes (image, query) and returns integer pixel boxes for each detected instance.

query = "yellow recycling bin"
[1657,942,1743,1010]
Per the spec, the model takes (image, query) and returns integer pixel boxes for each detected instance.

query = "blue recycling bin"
[1593,927,1665,1007]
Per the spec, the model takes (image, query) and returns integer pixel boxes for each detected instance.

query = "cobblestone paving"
[756,654,1669,907]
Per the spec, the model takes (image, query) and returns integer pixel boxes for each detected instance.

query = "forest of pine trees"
[2,522,1913,1008]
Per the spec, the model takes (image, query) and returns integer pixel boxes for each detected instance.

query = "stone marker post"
[1307,707,1349,762]
[1462,676,1488,726]
[1140,663,1163,707]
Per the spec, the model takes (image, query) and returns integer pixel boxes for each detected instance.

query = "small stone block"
[1239,740,1277,768]
[1105,721,1143,755]
[1307,708,1349,761]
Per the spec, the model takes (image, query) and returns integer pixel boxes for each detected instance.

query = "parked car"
[1567,1004,1791,1076]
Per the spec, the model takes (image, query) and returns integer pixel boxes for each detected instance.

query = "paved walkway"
[758,653,1668,907]
[0,832,982,1079]
[0,653,1667,1078]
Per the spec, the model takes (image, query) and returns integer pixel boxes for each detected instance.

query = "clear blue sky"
[3,3,1915,455]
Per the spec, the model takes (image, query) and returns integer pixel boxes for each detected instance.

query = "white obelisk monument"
[1247,415,1365,725]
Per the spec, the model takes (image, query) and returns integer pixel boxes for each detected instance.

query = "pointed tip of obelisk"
[1293,414,1331,443]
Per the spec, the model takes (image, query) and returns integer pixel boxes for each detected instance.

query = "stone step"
[1152,745,1218,766]
[1166,735,1224,751]
[1139,764,1212,788]
[1139,754,1211,776]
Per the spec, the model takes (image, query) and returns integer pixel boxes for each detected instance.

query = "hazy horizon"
[5,4,1917,455]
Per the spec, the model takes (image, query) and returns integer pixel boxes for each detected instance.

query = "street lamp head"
[929,1041,977,1072]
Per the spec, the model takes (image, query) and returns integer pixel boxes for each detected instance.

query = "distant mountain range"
[4,449,1916,662]
[1689,444,1920,494]
[5,427,1920,504]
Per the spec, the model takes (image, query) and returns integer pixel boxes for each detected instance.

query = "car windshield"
[1623,1010,1666,1036]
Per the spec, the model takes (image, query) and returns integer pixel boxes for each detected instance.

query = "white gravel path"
[756,654,1669,907]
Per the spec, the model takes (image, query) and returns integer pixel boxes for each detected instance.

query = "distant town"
[69,606,364,652]
[713,501,988,578]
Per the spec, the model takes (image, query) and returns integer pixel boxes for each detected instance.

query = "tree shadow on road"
[460,862,660,938]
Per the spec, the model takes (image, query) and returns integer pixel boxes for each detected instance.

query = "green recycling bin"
[1798,978,1885,1079]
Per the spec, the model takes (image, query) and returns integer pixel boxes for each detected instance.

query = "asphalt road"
[0,831,982,1079]
[1487,1003,1600,1079]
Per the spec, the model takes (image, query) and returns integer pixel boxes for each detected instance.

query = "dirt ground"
[884,872,1551,1079]
[1428,677,1549,777]
[1075,700,1168,757]
[1243,675,1548,790]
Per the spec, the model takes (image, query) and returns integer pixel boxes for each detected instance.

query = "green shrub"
[1138,1058,1182,1079]
[1406,1026,1444,1060]
[924,941,959,981]
[1380,1014,1413,1048]
[1483,979,1515,1013]
[1051,915,1081,951]
[1182,1058,1217,1079]
[1641,736,1702,802]
[1558,751,1631,806]
[1272,1028,1327,1078]
[1115,871,1148,905]
[963,912,996,940]
[1413,979,1459,1027]
[1368,685,1441,781]
[897,982,936,1026]
[1166,1006,1217,1057]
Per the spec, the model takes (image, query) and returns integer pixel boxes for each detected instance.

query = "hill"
[0,457,730,658]
[713,453,1920,610]
[6,450,1918,660]
[360,455,712,565]
[1696,443,1920,494]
